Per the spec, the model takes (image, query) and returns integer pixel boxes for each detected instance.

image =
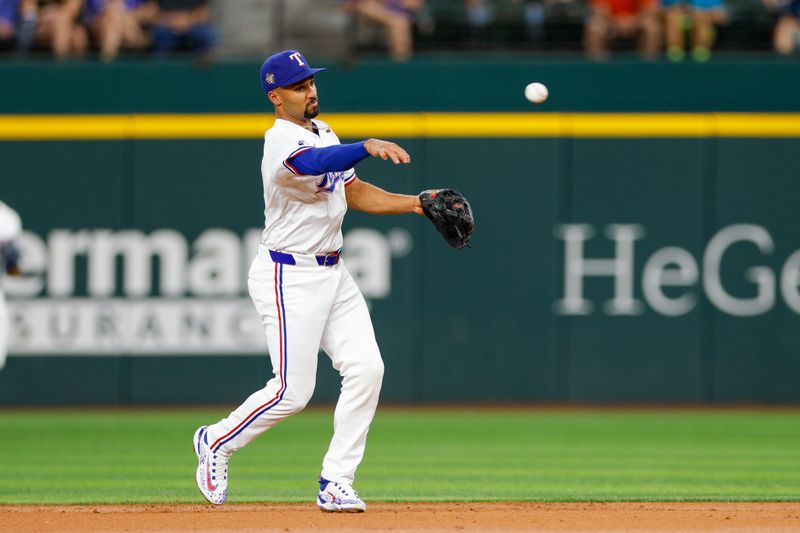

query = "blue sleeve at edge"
[287,141,369,175]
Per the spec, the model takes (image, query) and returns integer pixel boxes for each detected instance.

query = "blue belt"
[269,249,340,267]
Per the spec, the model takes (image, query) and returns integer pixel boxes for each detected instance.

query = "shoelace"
[330,482,359,500]
[210,452,228,483]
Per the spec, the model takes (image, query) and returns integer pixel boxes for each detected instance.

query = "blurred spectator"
[0,200,22,372]
[341,0,423,61]
[465,0,545,41]
[765,0,800,53]
[523,0,547,41]
[152,0,216,59]
[85,0,157,61]
[465,0,492,34]
[464,0,548,44]
[0,0,16,49]
[34,0,87,59]
[0,0,37,54]
[663,0,727,61]
[584,0,661,59]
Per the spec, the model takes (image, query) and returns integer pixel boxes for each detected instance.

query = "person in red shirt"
[584,0,662,60]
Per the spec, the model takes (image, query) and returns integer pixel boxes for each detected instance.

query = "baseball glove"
[418,189,474,250]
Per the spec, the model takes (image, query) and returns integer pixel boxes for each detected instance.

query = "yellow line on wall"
[0,113,799,140]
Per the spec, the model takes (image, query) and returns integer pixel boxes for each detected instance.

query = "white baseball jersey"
[0,201,22,370]
[260,118,357,255]
[0,202,21,245]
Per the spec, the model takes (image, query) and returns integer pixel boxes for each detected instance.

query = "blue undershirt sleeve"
[285,142,370,176]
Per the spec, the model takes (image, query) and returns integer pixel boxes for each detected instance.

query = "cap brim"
[280,67,326,88]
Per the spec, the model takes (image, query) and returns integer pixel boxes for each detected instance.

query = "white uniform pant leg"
[205,255,337,458]
[0,293,7,371]
[319,263,384,484]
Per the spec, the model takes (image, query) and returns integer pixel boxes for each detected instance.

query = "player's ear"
[268,90,281,107]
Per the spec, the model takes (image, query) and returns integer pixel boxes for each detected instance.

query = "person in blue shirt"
[152,0,215,59]
[663,0,727,61]
[0,0,36,53]
[32,0,88,59]
[339,0,423,61]
[84,0,156,61]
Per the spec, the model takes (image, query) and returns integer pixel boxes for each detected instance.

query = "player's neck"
[276,111,314,131]
[277,116,319,136]
[285,117,314,129]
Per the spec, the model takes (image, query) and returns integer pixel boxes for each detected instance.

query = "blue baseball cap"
[260,50,326,93]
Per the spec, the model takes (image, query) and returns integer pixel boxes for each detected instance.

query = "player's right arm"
[284,138,410,176]
[362,138,410,164]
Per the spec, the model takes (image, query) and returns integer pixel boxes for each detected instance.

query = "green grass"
[1,408,799,504]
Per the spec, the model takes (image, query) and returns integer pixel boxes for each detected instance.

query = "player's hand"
[413,197,424,215]
[364,138,411,164]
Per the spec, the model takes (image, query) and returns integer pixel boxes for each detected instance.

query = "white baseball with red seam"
[524,82,549,104]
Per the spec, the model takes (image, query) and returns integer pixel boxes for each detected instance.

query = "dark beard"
[304,101,320,119]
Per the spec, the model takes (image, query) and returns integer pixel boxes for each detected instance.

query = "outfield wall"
[1,60,799,405]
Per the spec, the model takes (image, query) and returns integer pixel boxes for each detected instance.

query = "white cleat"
[317,478,367,512]
[193,426,228,505]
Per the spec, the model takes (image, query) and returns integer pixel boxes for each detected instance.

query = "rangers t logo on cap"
[259,50,326,93]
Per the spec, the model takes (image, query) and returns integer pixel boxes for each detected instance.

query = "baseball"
[525,82,549,104]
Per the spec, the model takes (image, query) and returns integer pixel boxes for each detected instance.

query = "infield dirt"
[2,502,799,532]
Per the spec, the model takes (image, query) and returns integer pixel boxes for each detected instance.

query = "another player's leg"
[316,264,384,512]
[193,250,337,504]
[0,294,7,371]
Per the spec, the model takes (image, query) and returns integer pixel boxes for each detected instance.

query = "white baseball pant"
[0,292,7,371]
[204,245,384,484]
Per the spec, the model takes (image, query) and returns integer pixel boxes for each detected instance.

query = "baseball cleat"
[317,477,367,512]
[193,426,228,505]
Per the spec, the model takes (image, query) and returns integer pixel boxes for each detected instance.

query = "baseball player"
[193,50,423,512]
[0,200,22,372]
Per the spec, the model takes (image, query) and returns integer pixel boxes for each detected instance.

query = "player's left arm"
[345,179,423,216]
[345,138,422,215]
